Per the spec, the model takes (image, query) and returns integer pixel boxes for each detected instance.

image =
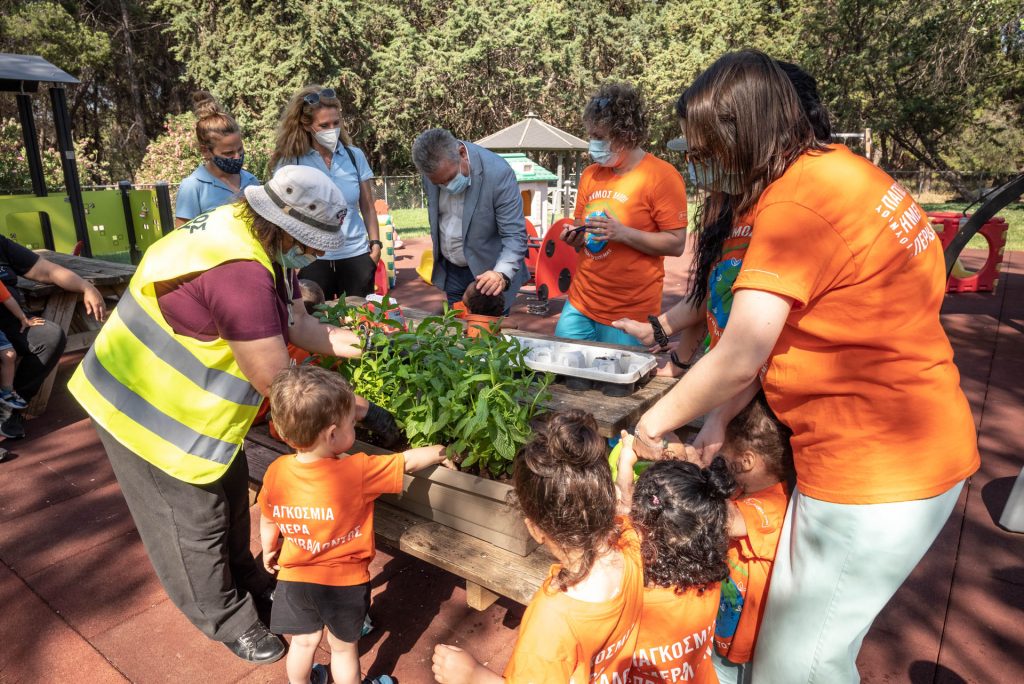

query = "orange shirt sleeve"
[0,281,11,303]
[573,167,594,224]
[734,201,854,308]
[648,164,688,231]
[361,452,404,500]
[503,595,578,682]
[734,490,787,560]
[257,458,281,518]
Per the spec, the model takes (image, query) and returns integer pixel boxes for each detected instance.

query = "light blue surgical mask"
[277,245,317,270]
[445,171,470,195]
[687,159,742,194]
[588,139,620,167]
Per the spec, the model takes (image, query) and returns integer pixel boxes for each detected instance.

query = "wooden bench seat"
[244,423,553,610]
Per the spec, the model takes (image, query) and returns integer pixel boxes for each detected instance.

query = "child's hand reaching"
[432,644,502,684]
[404,444,451,473]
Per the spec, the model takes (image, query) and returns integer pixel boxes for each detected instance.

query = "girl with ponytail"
[175,91,259,227]
[270,86,381,299]
[616,435,736,683]
[431,410,644,684]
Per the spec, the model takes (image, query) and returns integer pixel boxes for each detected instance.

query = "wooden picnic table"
[17,250,135,415]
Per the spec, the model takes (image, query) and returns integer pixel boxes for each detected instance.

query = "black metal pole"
[154,182,175,235]
[117,180,141,263]
[15,93,55,250]
[944,174,1024,277]
[49,86,91,257]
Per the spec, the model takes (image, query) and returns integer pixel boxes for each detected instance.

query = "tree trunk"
[118,0,148,154]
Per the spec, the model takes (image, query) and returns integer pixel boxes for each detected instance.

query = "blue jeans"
[440,259,476,306]
[554,300,642,346]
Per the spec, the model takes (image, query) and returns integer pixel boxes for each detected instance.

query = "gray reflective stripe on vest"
[81,351,239,465]
[116,292,262,407]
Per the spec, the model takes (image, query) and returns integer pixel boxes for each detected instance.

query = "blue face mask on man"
[588,139,620,167]
[276,245,317,270]
[445,170,470,195]
[687,159,741,194]
[212,153,245,175]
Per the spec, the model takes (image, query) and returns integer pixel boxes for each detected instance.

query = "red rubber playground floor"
[1,238,1021,683]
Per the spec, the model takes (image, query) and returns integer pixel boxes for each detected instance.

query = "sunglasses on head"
[593,96,612,111]
[303,88,337,106]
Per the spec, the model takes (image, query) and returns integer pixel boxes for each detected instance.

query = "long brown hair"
[269,85,353,171]
[234,198,286,259]
[512,410,620,591]
[681,49,829,303]
[192,91,240,152]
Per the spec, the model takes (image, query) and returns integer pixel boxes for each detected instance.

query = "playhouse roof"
[477,113,587,152]
[0,54,79,92]
[498,153,558,183]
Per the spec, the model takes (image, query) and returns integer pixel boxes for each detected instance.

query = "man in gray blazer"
[412,128,528,312]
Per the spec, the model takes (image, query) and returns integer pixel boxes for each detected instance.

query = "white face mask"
[313,128,340,150]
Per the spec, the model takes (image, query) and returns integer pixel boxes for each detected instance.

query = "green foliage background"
[0,0,1021,190]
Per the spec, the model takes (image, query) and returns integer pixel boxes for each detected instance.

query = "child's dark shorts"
[270,580,370,642]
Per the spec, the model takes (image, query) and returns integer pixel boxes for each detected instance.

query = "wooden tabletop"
[17,250,136,297]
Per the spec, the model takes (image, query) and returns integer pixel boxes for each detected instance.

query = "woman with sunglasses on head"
[631,50,978,683]
[269,86,381,300]
[555,82,689,346]
[175,91,260,227]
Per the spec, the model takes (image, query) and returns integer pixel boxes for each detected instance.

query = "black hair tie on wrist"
[670,350,692,370]
[648,315,670,351]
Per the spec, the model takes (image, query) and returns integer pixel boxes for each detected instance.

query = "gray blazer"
[422,141,528,309]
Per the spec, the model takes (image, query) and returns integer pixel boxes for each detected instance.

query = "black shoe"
[0,412,24,440]
[224,620,285,664]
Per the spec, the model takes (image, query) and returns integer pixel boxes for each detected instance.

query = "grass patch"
[921,202,1024,252]
[389,208,430,238]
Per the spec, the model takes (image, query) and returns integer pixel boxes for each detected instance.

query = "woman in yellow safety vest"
[69,166,387,664]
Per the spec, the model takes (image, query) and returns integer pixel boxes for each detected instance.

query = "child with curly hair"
[616,435,736,683]
[432,410,644,683]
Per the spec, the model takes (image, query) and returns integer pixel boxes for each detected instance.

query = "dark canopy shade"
[476,113,587,152]
[0,53,79,92]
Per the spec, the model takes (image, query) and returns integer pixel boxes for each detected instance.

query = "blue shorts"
[0,330,12,352]
[553,300,643,346]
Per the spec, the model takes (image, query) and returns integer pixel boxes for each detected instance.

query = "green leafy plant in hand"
[318,299,551,478]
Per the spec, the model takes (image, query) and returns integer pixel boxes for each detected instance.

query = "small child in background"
[298,279,326,316]
[432,410,644,683]
[259,365,449,684]
[617,436,735,683]
[0,281,44,409]
[713,393,793,684]
[452,281,515,337]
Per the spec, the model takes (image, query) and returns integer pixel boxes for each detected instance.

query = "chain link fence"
[372,175,427,210]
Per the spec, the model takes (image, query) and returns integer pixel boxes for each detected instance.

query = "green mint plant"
[317,299,551,478]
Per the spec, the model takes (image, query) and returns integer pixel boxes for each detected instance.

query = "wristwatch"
[368,240,383,250]
[500,273,511,290]
[648,315,670,351]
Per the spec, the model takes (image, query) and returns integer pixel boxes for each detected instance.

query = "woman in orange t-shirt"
[633,50,978,683]
[555,82,688,346]
[432,411,644,684]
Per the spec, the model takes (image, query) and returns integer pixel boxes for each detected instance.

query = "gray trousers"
[96,422,270,642]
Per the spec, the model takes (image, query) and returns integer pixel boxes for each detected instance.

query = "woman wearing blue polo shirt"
[268,86,381,299]
[175,92,260,227]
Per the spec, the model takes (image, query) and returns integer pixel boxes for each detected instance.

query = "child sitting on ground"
[713,393,793,684]
[0,280,44,409]
[432,410,644,683]
[259,365,449,684]
[616,435,735,683]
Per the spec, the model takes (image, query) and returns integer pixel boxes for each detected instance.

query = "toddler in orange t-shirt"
[713,393,792,684]
[259,365,449,684]
[432,410,644,684]
[615,435,735,684]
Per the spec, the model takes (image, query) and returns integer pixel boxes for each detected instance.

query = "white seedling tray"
[506,335,657,384]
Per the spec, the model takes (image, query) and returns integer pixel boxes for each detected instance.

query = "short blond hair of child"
[269,365,354,449]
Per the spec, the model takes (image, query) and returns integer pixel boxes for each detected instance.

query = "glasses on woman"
[302,88,337,106]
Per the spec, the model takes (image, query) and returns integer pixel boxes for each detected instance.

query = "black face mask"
[212,153,244,175]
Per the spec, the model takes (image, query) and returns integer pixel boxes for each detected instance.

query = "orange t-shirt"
[257,451,404,586]
[503,521,644,683]
[734,145,979,504]
[715,482,788,664]
[628,584,720,683]
[0,281,11,304]
[569,154,688,325]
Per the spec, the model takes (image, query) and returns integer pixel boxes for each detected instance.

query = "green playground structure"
[1,53,176,263]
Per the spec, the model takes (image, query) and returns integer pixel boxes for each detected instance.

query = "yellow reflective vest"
[69,205,274,484]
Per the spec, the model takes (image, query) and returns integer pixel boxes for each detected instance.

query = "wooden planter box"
[357,439,538,556]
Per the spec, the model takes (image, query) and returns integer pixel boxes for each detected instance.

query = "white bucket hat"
[244,166,348,251]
